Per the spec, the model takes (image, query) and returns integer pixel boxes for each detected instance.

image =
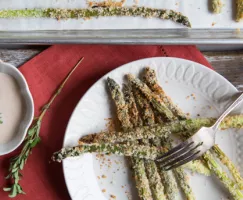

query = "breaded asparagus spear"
[107,77,132,131]
[141,73,195,200]
[143,67,210,176]
[133,87,178,200]
[236,0,243,22]
[127,74,175,120]
[108,79,153,200]
[203,152,243,200]
[143,67,186,120]
[212,145,243,190]
[80,115,243,144]
[143,67,243,200]
[131,87,167,200]
[143,67,243,189]
[52,143,166,162]
[182,160,211,176]
[0,7,191,27]
[123,84,143,127]
[212,0,223,14]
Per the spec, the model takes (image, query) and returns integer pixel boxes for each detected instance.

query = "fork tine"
[156,140,194,162]
[164,150,201,171]
[157,141,195,164]
[159,141,203,169]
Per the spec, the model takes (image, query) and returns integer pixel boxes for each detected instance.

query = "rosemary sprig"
[3,57,84,198]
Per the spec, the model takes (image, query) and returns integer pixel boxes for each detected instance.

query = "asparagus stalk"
[127,74,175,120]
[143,67,209,175]
[144,67,243,188]
[123,84,143,127]
[212,145,243,190]
[124,84,166,200]
[133,87,178,200]
[182,160,211,176]
[52,143,165,162]
[143,67,243,199]
[203,152,243,200]
[80,115,243,144]
[131,157,153,200]
[143,67,186,120]
[108,79,153,200]
[236,0,243,22]
[141,73,195,200]
[107,77,132,131]
[0,7,191,27]
[212,0,223,14]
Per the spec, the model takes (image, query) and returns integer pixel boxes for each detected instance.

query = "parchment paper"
[0,0,241,31]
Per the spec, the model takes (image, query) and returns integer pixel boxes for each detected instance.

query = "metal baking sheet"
[0,0,242,44]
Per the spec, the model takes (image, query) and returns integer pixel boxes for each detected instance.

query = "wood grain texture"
[204,51,243,91]
[0,47,46,67]
[0,48,242,90]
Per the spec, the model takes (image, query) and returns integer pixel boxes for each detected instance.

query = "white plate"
[0,60,34,155]
[63,57,243,200]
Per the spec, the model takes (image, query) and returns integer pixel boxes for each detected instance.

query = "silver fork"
[156,92,243,171]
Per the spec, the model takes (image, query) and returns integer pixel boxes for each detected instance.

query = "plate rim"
[62,57,238,199]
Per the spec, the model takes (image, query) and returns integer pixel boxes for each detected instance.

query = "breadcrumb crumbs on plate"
[102,189,106,193]
[102,174,107,179]
[212,22,216,26]
[110,194,116,199]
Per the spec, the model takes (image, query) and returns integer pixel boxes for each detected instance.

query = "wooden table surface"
[0,47,242,90]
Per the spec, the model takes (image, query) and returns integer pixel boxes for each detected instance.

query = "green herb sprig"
[3,57,84,198]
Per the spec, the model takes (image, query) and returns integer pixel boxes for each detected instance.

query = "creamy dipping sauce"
[0,73,23,144]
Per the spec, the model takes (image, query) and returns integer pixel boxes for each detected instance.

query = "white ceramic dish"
[63,57,243,200]
[0,60,34,155]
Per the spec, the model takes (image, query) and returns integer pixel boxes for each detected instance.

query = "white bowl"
[0,60,34,155]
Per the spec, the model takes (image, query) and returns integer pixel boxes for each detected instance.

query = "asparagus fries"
[52,143,165,162]
[203,152,243,200]
[107,77,132,130]
[143,67,186,120]
[108,79,153,200]
[143,67,243,190]
[142,67,243,199]
[52,68,243,200]
[142,70,195,200]
[212,145,243,190]
[183,160,211,176]
[131,86,167,200]
[236,0,243,22]
[133,86,179,200]
[127,74,175,120]
[212,0,223,14]
[124,84,162,200]
[80,115,243,144]
[0,7,191,27]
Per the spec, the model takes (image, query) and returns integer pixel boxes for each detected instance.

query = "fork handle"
[212,92,243,130]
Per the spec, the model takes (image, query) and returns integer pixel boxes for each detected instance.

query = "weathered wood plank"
[204,51,243,91]
[0,48,242,90]
[0,47,46,67]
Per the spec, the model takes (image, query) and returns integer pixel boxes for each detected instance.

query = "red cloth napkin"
[0,45,212,200]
